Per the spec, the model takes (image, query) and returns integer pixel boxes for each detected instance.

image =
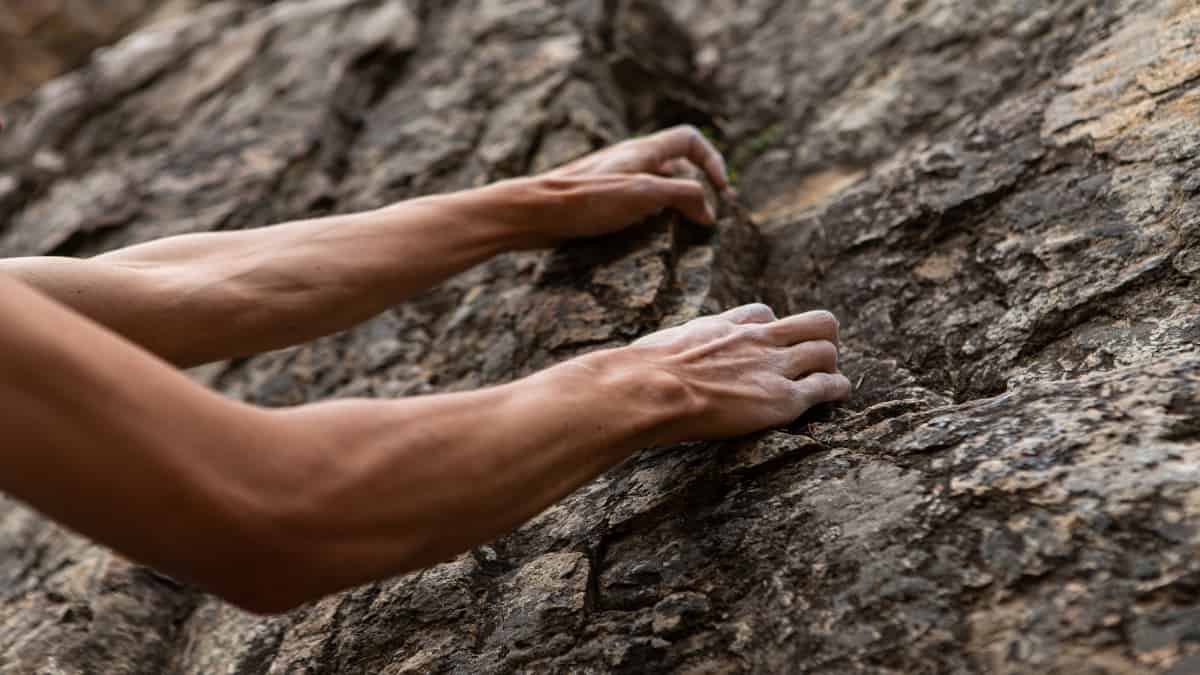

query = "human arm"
[0,272,846,614]
[0,126,729,368]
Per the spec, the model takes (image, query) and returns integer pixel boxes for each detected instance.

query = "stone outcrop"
[1,0,1198,672]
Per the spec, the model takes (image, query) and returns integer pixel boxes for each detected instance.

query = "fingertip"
[667,177,712,224]
[706,152,730,192]
[832,373,852,400]
[674,125,729,192]
[685,200,714,225]
[678,199,711,226]
[712,171,730,193]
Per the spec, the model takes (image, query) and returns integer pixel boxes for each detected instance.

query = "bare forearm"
[0,124,733,367]
[0,274,683,613]
[266,350,688,602]
[0,127,846,617]
[0,185,526,367]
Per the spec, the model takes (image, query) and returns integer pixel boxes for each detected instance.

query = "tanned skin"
[0,126,850,614]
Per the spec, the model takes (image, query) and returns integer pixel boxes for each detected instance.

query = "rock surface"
[1,0,1199,672]
[0,0,275,104]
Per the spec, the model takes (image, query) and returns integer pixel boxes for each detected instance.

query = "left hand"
[484,125,732,249]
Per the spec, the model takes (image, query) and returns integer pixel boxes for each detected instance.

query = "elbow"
[219,582,308,617]
[202,409,346,615]
[204,406,437,615]
[230,582,326,617]
[207,527,424,617]
[206,512,440,616]
[197,478,334,615]
[201,536,328,616]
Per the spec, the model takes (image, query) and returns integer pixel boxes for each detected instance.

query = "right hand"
[627,303,850,442]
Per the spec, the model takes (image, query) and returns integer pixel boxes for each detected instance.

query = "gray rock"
[2,0,1199,672]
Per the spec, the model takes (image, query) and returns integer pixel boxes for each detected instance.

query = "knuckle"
[745,302,775,320]
[805,310,839,335]
[694,314,735,336]
[739,323,772,344]
[811,373,838,400]
[812,340,838,363]
[765,375,795,400]
[796,373,825,399]
[813,310,838,327]
[630,173,658,192]
[790,380,817,408]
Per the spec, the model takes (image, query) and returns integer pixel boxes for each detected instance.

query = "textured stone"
[1,0,1199,673]
[0,0,273,104]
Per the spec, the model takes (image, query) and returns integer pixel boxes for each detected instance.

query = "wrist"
[544,346,702,451]
[376,182,530,257]
[422,177,551,253]
[481,176,561,251]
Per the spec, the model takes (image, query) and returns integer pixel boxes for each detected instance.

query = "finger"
[781,340,838,379]
[765,310,839,346]
[658,157,693,178]
[649,126,730,192]
[791,372,852,411]
[719,303,777,324]
[632,174,714,224]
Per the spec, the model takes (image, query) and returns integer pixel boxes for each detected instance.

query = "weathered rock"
[0,0,273,104]
[1,0,1198,672]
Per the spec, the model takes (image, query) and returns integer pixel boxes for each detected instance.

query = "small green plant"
[746,123,784,156]
[729,123,785,184]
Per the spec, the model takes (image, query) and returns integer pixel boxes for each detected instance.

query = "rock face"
[1,0,1199,672]
[0,0,269,104]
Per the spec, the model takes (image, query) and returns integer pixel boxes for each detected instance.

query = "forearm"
[1,124,730,367]
[0,274,683,613]
[0,183,530,367]
[266,349,689,602]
